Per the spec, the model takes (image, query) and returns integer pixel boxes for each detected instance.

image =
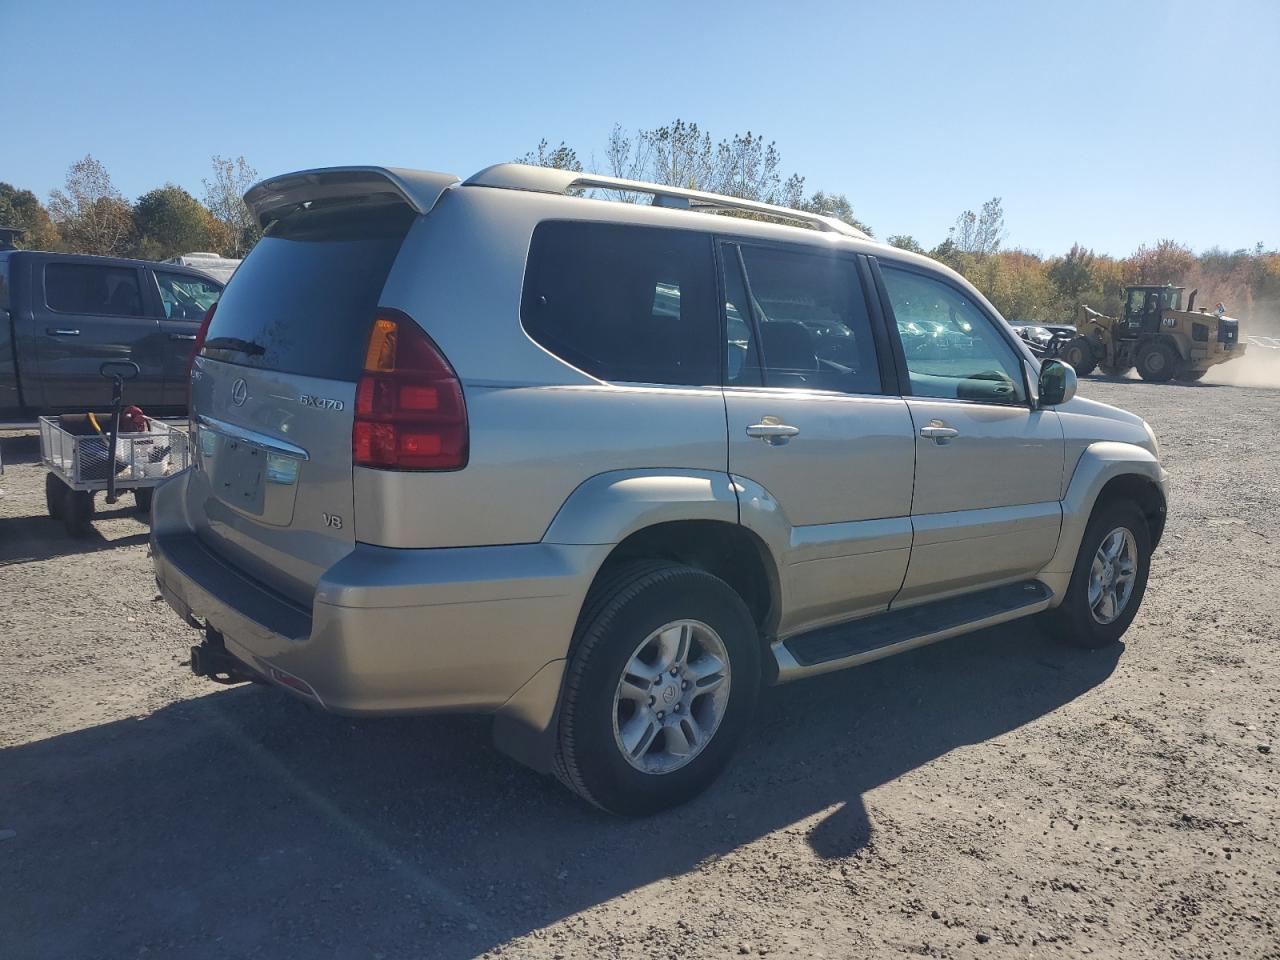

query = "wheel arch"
[1038,442,1167,602]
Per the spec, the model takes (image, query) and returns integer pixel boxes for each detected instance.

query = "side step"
[774,580,1053,682]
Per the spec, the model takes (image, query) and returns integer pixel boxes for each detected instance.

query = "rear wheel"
[1041,500,1151,649]
[1060,336,1097,377]
[45,473,67,519]
[62,488,95,538]
[1136,341,1179,382]
[554,561,760,816]
[133,487,154,514]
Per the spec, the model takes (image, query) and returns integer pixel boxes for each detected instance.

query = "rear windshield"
[201,202,415,380]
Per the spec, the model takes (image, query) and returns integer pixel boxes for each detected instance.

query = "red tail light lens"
[188,303,217,412]
[353,312,468,470]
[191,303,216,370]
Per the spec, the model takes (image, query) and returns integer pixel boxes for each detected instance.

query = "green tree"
[1047,243,1096,311]
[203,155,261,257]
[886,234,924,254]
[799,192,872,235]
[131,184,218,260]
[48,154,133,255]
[0,183,61,250]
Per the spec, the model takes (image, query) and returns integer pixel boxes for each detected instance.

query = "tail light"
[188,303,216,412]
[191,303,216,369]
[353,311,468,470]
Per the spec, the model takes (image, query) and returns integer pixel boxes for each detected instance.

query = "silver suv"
[152,163,1167,815]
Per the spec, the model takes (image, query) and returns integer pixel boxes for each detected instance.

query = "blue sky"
[3,0,1277,255]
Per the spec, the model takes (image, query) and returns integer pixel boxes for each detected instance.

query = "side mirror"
[1038,358,1077,407]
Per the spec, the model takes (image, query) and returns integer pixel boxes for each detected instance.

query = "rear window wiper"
[203,336,266,356]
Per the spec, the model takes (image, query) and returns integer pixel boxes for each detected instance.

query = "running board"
[773,580,1053,682]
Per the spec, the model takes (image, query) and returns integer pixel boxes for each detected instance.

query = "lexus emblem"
[230,378,249,406]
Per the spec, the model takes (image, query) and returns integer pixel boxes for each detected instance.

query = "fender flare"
[541,468,740,545]
[1039,441,1167,601]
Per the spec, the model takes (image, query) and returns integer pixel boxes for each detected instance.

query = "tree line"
[0,154,261,261]
[6,131,1278,328]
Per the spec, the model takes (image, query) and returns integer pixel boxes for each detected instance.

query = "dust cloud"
[1204,346,1280,388]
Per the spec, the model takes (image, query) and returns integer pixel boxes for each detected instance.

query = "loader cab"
[1122,285,1183,337]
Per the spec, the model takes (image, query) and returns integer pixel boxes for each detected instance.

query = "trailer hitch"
[190,629,255,685]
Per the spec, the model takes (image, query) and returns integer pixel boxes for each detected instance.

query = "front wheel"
[1177,368,1209,382]
[1041,500,1152,649]
[554,562,760,816]
[1060,336,1097,377]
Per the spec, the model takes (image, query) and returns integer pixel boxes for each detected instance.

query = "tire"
[133,487,154,514]
[1060,336,1097,377]
[1099,362,1134,378]
[554,561,761,816]
[1041,500,1152,649]
[62,488,95,538]
[45,473,67,519]
[1177,368,1208,382]
[1136,341,1179,382]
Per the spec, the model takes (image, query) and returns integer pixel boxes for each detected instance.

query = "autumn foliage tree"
[48,155,133,255]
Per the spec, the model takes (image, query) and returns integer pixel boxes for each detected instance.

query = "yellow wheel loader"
[1061,285,1246,382]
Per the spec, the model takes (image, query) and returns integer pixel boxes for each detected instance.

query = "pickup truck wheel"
[62,489,95,538]
[554,561,760,816]
[1042,500,1151,649]
[45,473,67,519]
[133,488,154,514]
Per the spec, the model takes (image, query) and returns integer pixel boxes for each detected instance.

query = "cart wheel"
[62,489,95,538]
[133,487,154,514]
[45,473,68,520]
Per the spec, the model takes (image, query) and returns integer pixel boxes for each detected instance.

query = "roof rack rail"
[464,163,869,240]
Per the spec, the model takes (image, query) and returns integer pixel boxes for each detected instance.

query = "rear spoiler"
[244,166,459,228]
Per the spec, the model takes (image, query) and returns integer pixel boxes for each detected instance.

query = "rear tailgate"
[186,200,418,604]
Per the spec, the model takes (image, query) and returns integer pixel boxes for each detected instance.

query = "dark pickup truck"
[0,250,224,417]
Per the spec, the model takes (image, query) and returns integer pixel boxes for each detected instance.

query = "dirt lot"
[1,377,1277,960]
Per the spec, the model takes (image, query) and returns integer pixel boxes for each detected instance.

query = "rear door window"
[45,263,144,316]
[724,243,882,394]
[521,221,719,386]
[200,203,416,380]
[155,271,223,320]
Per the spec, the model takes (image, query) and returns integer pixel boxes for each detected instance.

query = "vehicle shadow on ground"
[0,432,40,466]
[0,622,1119,960]
[0,511,149,566]
[1085,374,1223,388]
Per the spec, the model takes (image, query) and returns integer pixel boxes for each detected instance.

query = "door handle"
[746,420,800,445]
[919,421,959,443]
[47,327,80,336]
[169,333,198,341]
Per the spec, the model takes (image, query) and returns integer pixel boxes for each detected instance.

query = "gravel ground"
[1,376,1277,960]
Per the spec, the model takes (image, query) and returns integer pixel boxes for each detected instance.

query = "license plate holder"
[212,438,266,515]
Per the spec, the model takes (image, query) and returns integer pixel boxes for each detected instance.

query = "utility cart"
[39,361,189,537]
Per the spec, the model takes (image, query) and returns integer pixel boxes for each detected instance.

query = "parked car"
[153,163,1167,815]
[162,252,241,284]
[0,250,224,417]
[1009,320,1078,359]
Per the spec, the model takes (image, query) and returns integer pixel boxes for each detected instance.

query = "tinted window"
[880,265,1026,404]
[726,243,881,394]
[201,203,415,380]
[156,271,222,320]
[45,263,143,316]
[521,222,718,385]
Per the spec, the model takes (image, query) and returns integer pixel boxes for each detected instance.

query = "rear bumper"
[151,485,607,719]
